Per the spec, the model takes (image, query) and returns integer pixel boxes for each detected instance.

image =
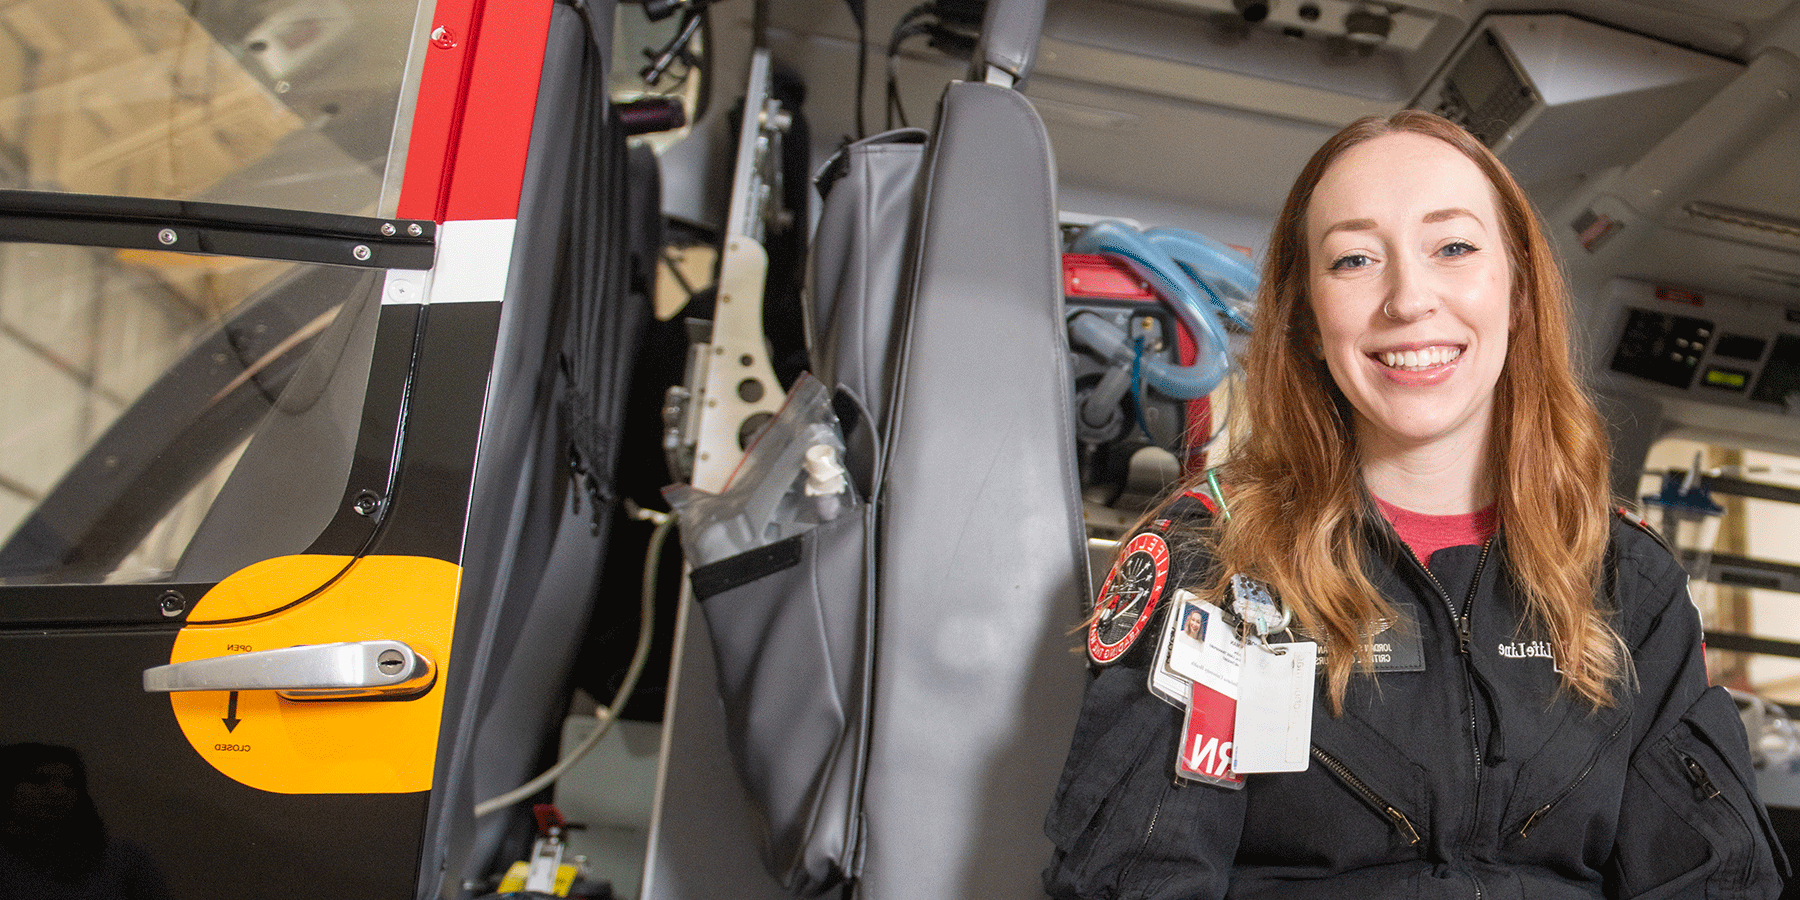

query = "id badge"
[1165,594,1240,687]
[1231,641,1316,774]
[1173,596,1247,788]
[1178,679,1244,788]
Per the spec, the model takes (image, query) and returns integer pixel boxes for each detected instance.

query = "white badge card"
[1232,641,1317,774]
[1148,593,1193,709]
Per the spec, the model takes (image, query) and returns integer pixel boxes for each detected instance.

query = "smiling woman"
[1196,109,1621,712]
[1045,110,1788,900]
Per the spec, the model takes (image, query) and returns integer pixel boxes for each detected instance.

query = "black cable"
[885,75,908,130]
[660,246,699,301]
[877,4,933,135]
[184,303,430,627]
[895,2,938,29]
[854,0,868,138]
[641,8,703,86]
[884,33,918,129]
[885,14,934,130]
[930,0,989,27]
[924,21,978,60]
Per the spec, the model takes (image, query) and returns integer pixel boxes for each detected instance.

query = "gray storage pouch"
[686,387,877,897]
[675,123,915,898]
[808,127,926,436]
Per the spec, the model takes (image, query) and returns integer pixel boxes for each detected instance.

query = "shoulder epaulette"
[1181,487,1219,516]
[1615,506,1675,555]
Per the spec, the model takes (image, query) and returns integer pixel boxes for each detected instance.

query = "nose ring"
[1383,300,1397,319]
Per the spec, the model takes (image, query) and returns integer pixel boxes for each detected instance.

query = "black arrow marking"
[223,691,241,733]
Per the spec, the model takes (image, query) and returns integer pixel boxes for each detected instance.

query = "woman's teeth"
[1379,346,1461,370]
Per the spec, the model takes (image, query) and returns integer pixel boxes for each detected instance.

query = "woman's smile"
[1374,345,1462,371]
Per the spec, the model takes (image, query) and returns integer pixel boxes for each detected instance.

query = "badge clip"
[1230,572,1291,648]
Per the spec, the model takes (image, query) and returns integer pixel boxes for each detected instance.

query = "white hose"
[474,508,675,818]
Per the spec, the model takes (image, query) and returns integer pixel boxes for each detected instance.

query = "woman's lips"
[1368,344,1465,387]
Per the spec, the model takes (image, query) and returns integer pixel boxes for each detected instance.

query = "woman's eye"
[1439,241,1478,258]
[1329,253,1371,271]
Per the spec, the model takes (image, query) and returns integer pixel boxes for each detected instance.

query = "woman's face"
[1305,131,1513,461]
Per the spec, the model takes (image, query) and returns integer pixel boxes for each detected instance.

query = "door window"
[0,242,385,586]
[0,0,426,217]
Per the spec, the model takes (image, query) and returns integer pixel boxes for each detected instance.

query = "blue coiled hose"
[1068,220,1256,400]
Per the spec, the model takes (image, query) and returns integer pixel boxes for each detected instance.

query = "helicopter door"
[0,2,576,898]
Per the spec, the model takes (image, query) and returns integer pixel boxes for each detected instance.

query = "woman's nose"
[1381,256,1438,322]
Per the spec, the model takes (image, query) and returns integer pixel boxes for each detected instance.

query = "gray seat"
[647,0,1088,894]
[857,11,1089,898]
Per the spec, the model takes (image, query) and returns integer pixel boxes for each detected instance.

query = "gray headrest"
[971,0,1045,85]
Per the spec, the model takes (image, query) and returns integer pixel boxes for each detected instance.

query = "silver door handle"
[142,640,435,700]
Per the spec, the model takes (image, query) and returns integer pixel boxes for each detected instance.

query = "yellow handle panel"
[165,554,459,794]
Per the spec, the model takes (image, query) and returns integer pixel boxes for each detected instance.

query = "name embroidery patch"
[1312,607,1425,673]
[1497,639,1561,672]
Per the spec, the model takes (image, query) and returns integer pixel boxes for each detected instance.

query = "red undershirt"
[1374,496,1498,564]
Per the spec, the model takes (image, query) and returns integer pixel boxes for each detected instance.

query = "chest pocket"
[1610,685,1788,898]
[1241,705,1434,869]
[1499,692,1629,848]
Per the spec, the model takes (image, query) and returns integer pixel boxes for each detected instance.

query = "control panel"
[1604,278,1800,411]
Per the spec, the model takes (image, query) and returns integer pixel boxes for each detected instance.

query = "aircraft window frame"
[0,0,431,220]
[0,194,433,594]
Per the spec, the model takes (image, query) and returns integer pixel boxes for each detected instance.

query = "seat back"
[426,2,658,886]
[646,1,1087,894]
[857,2,1090,892]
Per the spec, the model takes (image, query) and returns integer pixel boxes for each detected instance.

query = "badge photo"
[1088,531,1172,665]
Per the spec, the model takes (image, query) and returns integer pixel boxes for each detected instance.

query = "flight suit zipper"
[1399,537,1494,900]
[1117,783,1169,890]
[1403,539,1495,765]
[1675,748,1766,886]
[1515,714,1629,838]
[1680,750,1722,800]
[1311,746,1421,845]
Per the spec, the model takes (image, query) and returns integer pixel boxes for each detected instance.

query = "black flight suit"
[1045,494,1787,899]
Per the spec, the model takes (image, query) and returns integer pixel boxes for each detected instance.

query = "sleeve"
[1606,530,1789,899]
[1043,506,1247,900]
[1042,658,1247,900]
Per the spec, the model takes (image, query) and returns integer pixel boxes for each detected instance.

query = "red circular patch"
[1087,532,1172,664]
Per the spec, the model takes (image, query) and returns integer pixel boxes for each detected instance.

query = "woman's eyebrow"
[1318,208,1484,241]
[1423,207,1480,225]
[1319,217,1376,239]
